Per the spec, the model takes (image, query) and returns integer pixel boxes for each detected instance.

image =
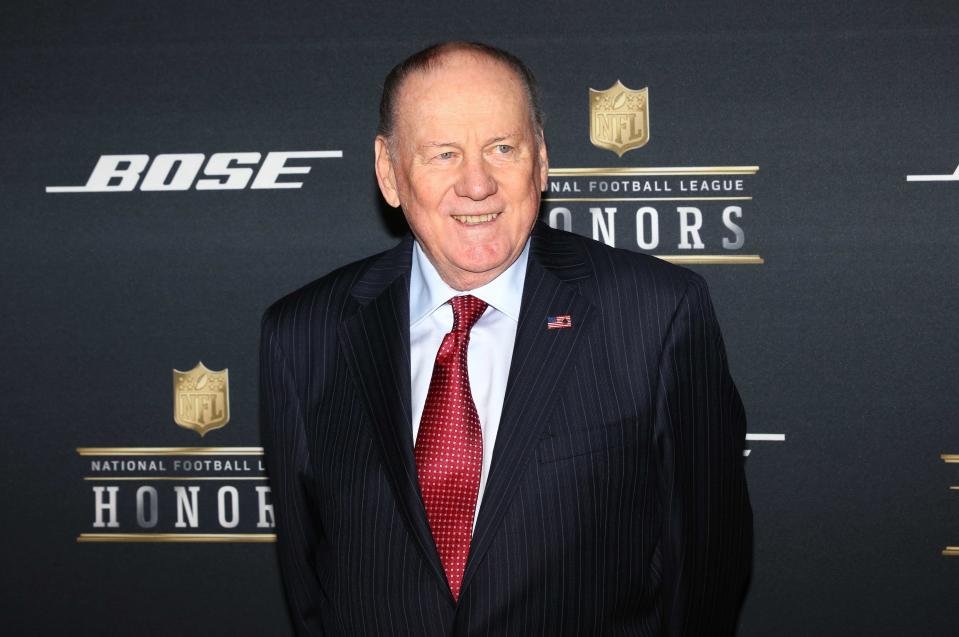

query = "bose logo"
[46,151,342,193]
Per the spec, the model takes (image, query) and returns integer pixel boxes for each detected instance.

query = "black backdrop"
[2,2,958,634]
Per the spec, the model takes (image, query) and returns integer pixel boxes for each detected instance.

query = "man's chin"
[454,248,513,275]
[471,255,523,279]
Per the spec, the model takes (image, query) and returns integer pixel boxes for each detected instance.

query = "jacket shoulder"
[260,248,389,337]
[538,223,704,301]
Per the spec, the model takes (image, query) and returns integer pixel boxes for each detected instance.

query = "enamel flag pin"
[547,315,572,330]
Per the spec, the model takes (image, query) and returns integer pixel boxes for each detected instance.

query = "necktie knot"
[449,295,488,333]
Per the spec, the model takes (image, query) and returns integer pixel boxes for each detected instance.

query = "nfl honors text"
[78,363,276,542]
[547,80,762,265]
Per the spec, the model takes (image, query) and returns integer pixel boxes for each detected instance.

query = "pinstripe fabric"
[260,222,752,636]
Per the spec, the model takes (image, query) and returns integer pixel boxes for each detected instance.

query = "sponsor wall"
[2,2,957,634]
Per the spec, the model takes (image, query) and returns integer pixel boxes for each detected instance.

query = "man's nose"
[454,155,497,200]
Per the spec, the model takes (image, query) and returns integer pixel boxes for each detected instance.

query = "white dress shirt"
[409,239,529,529]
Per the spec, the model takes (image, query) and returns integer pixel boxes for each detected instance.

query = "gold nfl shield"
[173,362,230,436]
[590,80,649,157]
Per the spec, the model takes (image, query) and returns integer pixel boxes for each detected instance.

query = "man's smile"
[451,212,501,225]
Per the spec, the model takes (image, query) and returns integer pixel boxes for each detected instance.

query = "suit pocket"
[536,422,629,464]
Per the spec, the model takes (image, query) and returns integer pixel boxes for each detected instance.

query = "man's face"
[374,52,548,290]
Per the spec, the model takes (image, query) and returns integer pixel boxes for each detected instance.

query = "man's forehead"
[392,56,530,140]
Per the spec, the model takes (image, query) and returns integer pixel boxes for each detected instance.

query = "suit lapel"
[461,223,596,593]
[337,236,452,603]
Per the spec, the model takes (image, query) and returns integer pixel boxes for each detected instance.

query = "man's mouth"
[452,212,500,225]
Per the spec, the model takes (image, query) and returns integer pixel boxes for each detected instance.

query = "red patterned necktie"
[414,294,488,602]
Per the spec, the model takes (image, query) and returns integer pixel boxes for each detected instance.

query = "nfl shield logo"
[589,80,650,157]
[173,362,230,436]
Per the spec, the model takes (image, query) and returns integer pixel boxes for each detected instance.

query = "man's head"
[374,42,549,291]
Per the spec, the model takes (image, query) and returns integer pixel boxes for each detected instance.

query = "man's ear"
[374,135,401,208]
[537,131,549,191]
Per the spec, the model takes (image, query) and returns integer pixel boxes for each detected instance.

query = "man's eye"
[436,151,455,160]
[494,144,514,154]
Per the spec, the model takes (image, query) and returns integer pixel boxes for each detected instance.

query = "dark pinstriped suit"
[260,221,752,636]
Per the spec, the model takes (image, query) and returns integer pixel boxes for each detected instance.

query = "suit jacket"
[260,222,752,636]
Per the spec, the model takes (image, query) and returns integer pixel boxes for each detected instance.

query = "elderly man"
[260,41,752,636]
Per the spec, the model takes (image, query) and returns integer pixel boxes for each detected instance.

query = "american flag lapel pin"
[547,314,572,330]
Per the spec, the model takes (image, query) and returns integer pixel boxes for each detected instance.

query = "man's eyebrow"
[416,132,524,151]
[487,132,521,144]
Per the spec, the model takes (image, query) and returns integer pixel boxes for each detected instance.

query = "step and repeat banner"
[2,2,957,635]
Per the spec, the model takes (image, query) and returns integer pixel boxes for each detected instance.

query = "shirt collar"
[409,237,529,326]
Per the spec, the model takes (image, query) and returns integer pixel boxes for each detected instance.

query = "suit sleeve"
[259,308,330,636]
[655,274,753,636]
